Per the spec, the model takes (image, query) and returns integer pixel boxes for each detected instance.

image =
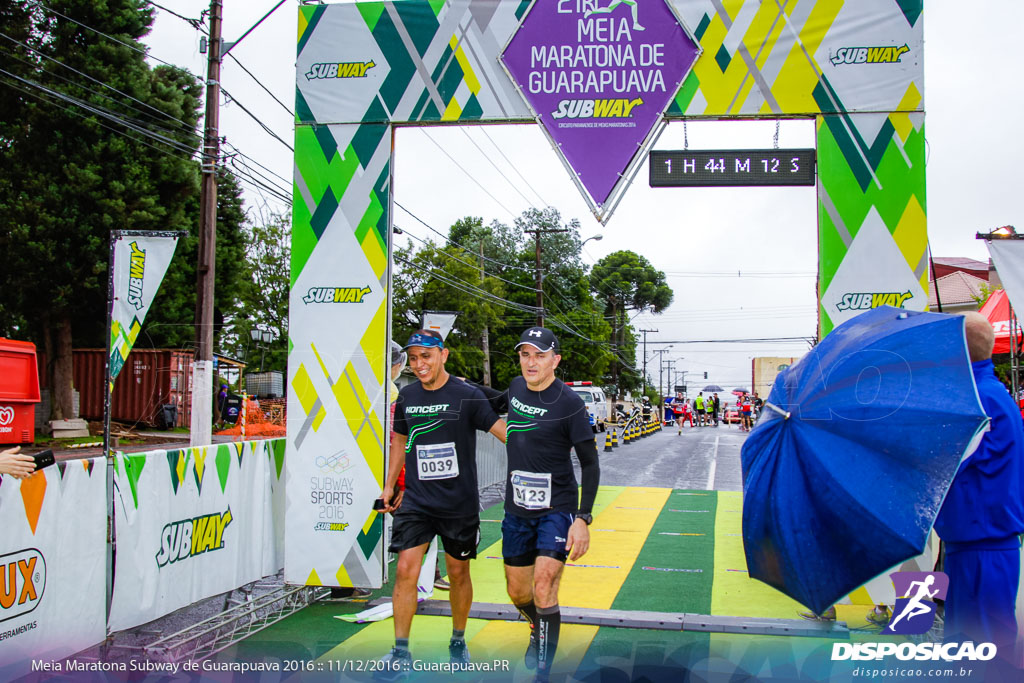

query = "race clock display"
[649,149,816,187]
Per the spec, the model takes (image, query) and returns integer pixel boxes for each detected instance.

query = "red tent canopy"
[979,289,1022,355]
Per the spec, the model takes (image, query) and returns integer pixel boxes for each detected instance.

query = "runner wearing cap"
[501,326,601,681]
[376,329,507,677]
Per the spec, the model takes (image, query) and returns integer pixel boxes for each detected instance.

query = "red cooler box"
[0,338,40,444]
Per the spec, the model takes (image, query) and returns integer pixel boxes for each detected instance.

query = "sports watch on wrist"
[575,513,593,525]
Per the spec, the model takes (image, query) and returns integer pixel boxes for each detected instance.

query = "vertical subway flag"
[108,232,180,382]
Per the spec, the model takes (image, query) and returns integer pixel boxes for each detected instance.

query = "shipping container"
[39,349,194,428]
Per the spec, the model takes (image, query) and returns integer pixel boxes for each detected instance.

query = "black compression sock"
[515,600,538,626]
[451,629,465,644]
[536,605,561,673]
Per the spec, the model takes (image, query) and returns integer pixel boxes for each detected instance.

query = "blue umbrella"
[740,306,989,614]
[703,384,724,392]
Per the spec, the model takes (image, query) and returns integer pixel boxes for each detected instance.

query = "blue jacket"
[934,359,1024,545]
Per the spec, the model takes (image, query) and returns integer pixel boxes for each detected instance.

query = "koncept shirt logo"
[884,571,948,635]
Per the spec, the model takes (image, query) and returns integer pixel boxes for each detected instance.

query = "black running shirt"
[504,376,593,518]
[393,377,499,518]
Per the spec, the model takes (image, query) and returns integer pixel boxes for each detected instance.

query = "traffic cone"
[604,431,613,452]
[623,425,631,445]
[611,428,618,448]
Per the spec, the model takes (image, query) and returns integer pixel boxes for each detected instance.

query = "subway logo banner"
[289,1,924,585]
[0,460,106,679]
[108,232,180,382]
[108,439,286,631]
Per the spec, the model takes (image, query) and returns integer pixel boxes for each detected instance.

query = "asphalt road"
[588,421,747,492]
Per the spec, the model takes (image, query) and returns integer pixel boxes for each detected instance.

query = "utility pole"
[524,227,569,326]
[191,0,223,447]
[639,328,657,395]
[663,359,676,398]
[479,238,491,386]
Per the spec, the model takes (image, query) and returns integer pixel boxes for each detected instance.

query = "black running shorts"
[389,508,480,560]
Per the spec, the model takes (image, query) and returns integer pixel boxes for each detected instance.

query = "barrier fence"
[0,435,510,676]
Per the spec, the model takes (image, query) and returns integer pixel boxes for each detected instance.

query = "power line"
[478,127,552,208]
[226,52,293,117]
[395,255,541,315]
[141,0,207,32]
[394,201,536,274]
[221,87,293,151]
[420,129,518,220]
[459,127,536,208]
[0,30,197,135]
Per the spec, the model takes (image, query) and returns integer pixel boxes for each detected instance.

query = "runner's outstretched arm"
[566,438,601,561]
[467,380,509,414]
[489,418,508,444]
[575,438,600,516]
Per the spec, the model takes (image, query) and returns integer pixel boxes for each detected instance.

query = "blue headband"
[404,333,444,350]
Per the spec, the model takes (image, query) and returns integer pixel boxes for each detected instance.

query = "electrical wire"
[221,87,293,151]
[420,129,518,220]
[141,0,207,32]
[226,52,293,117]
[478,127,552,208]
[0,30,198,134]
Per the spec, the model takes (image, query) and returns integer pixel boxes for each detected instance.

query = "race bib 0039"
[416,442,459,481]
[510,470,552,510]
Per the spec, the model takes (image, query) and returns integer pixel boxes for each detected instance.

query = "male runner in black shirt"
[377,329,506,676]
[501,327,601,681]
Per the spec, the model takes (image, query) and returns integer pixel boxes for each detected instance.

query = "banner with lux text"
[109,232,180,382]
[108,439,285,632]
[0,460,106,679]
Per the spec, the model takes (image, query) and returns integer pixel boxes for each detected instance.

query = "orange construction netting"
[214,398,286,438]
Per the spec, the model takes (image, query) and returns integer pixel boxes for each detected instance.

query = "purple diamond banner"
[502,0,700,217]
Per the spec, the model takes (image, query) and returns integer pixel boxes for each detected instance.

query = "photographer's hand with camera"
[0,447,37,479]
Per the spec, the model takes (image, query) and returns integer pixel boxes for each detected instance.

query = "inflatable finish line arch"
[285,0,925,588]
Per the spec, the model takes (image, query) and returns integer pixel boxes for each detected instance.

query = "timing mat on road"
[224,487,884,679]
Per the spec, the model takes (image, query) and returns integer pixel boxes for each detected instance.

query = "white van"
[566,381,608,432]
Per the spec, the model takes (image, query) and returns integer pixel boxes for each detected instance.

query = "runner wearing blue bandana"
[376,329,507,678]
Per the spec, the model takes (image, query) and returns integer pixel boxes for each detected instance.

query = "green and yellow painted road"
[224,487,890,679]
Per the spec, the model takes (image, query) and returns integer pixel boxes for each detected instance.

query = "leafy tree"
[0,1,247,420]
[590,250,674,398]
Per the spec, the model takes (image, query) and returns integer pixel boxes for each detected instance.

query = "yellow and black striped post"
[604,431,613,452]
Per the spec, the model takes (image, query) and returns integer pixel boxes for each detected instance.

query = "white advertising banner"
[108,439,285,632]
[986,240,1024,316]
[0,459,106,679]
[109,232,180,382]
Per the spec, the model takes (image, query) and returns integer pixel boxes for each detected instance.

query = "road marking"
[658,532,705,536]
[643,566,703,573]
[706,435,719,490]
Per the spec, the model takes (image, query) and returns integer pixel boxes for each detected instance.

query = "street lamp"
[250,327,274,372]
[581,234,604,248]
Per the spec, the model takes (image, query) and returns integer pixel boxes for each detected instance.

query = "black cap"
[515,326,559,353]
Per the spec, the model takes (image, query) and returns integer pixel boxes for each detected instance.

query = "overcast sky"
[144,0,1023,394]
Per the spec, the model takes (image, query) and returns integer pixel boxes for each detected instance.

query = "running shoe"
[524,624,539,669]
[374,648,412,681]
[798,606,836,621]
[866,606,891,626]
[449,639,471,666]
[434,576,451,590]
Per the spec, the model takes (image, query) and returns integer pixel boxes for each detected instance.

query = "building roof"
[928,271,988,308]
[932,257,989,271]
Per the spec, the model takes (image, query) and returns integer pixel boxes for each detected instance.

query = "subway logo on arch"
[305,61,376,80]
[552,97,643,119]
[0,549,45,623]
[303,286,371,304]
[155,509,233,569]
[836,291,913,312]
[831,44,910,66]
